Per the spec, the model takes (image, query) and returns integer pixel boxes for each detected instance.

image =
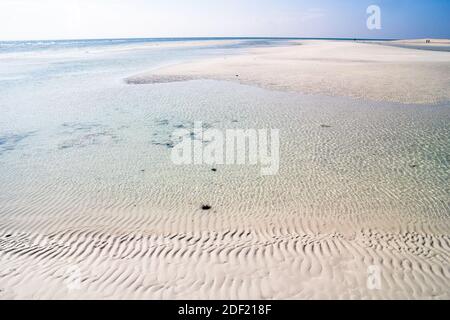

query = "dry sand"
[391,39,450,46]
[127,40,450,104]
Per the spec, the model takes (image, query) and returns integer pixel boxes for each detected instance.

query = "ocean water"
[0,38,449,223]
[0,38,290,138]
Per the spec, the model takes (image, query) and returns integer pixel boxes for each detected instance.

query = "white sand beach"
[127,40,450,104]
[0,39,449,300]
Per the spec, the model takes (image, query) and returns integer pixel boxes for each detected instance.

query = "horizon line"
[0,36,411,43]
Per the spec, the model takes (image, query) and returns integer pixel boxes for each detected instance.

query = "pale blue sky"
[0,0,449,41]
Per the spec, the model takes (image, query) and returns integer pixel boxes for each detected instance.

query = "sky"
[0,0,449,41]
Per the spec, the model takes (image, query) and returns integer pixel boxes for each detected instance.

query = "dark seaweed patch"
[0,132,34,155]
[58,122,118,150]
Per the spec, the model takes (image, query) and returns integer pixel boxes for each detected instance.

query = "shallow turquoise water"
[0,39,449,226]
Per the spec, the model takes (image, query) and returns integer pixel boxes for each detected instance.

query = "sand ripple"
[0,79,449,299]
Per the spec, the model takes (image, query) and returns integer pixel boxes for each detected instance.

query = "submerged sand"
[127,40,450,104]
[0,40,449,300]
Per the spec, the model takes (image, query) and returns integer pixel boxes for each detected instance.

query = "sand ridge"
[126,40,450,104]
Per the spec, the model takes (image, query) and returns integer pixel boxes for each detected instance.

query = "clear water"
[0,38,449,226]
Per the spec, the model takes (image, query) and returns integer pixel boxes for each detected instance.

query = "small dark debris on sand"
[211,168,217,172]
[320,124,332,128]
[152,141,174,149]
[409,164,418,168]
[201,205,212,210]
[156,119,169,126]
[5,234,11,238]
